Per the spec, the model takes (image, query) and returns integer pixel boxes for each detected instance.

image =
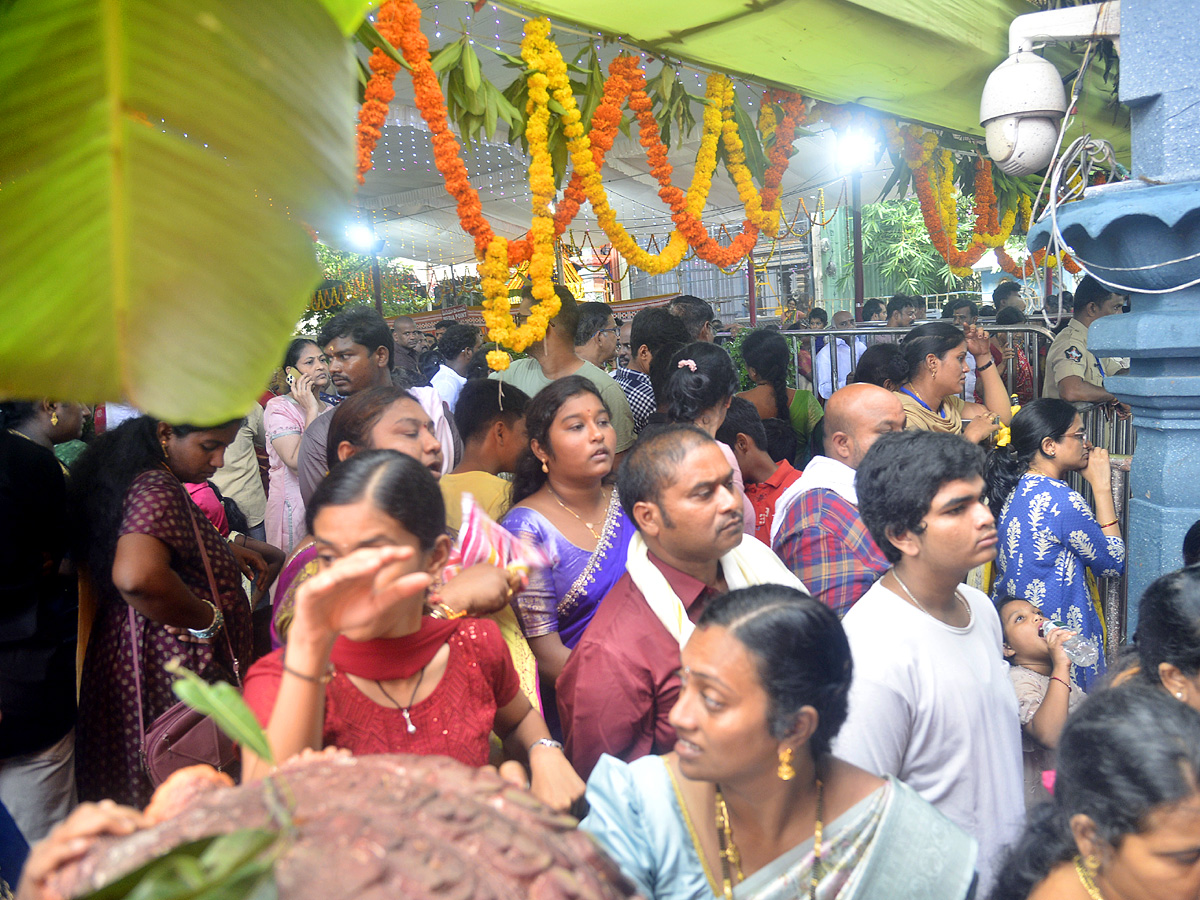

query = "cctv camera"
[979,50,1067,176]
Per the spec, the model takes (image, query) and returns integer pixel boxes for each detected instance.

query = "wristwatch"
[529,738,563,753]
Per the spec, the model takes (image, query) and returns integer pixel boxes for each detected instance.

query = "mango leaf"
[0,0,355,424]
[313,0,376,35]
[167,661,275,765]
[430,40,463,74]
[355,18,410,71]
[461,38,482,93]
[877,159,913,201]
[731,100,768,185]
[487,46,527,69]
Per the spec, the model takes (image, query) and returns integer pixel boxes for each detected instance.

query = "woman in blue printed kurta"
[985,399,1125,689]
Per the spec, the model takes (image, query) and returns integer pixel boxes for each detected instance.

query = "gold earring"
[541,461,549,474]
[776,746,795,781]
[50,412,59,426]
[1085,855,1100,872]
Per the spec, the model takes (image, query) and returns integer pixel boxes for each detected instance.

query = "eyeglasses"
[1063,429,1090,442]
[597,326,620,337]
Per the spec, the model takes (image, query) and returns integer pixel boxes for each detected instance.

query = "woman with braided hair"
[737,329,822,467]
[664,343,755,536]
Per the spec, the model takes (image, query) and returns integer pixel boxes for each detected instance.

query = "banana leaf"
[0,0,355,423]
[316,0,376,35]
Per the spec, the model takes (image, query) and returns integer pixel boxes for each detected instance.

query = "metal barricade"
[783,322,1058,402]
[1069,405,1137,660]
[777,322,1136,657]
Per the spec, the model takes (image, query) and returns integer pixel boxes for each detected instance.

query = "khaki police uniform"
[1044,317,1107,400]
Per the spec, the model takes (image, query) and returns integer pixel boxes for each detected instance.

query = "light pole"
[836,129,878,318]
[347,225,386,315]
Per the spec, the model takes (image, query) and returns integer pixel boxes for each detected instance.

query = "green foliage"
[80,830,280,900]
[317,0,378,36]
[77,664,286,900]
[165,661,275,766]
[453,48,768,188]
[296,245,426,332]
[0,0,355,423]
[838,198,980,296]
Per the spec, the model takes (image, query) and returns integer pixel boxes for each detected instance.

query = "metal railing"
[1071,404,1137,661]
[778,322,1138,656]
[783,322,1059,401]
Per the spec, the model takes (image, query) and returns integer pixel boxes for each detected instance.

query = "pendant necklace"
[548,485,605,540]
[891,569,972,627]
[376,666,427,734]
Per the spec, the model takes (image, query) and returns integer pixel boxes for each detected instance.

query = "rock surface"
[52,753,640,900]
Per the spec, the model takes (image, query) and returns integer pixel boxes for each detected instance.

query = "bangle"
[281,661,335,684]
[427,597,467,620]
[529,738,563,753]
[1097,519,1119,529]
[976,360,995,373]
[187,600,224,639]
[1050,675,1072,690]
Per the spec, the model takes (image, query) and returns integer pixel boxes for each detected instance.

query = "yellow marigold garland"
[528,18,692,274]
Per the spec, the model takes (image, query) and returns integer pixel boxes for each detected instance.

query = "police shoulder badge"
[1065,346,1083,363]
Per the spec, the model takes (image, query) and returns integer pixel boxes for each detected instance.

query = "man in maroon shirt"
[556,424,746,779]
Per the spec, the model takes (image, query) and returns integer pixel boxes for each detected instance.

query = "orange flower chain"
[356,1,405,185]
[882,119,1079,278]
[353,0,813,359]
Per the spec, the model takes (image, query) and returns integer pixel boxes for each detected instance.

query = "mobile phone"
[285,366,302,386]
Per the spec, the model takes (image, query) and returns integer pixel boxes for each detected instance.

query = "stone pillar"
[1030,0,1200,630]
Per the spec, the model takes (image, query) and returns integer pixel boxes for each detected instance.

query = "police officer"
[1043,275,1129,416]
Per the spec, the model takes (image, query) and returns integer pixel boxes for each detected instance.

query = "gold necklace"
[546,485,606,540]
[890,569,973,627]
[1074,856,1105,900]
[715,780,823,900]
[6,428,69,476]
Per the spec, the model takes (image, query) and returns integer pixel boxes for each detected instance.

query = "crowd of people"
[4,275,1199,900]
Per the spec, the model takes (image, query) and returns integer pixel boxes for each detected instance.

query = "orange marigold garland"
[356,1,405,185]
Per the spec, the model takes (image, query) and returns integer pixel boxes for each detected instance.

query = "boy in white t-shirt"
[831,430,1024,896]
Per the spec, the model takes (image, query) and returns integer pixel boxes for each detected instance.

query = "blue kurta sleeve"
[1056,485,1126,578]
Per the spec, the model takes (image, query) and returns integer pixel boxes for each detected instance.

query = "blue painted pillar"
[1031,0,1200,629]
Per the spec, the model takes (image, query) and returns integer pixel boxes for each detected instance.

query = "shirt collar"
[647,550,715,611]
[763,459,798,489]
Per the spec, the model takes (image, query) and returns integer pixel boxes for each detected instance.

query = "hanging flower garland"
[355,1,405,185]
[363,2,811,362]
[520,23,562,344]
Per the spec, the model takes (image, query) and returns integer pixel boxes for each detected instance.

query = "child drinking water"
[997,596,1087,807]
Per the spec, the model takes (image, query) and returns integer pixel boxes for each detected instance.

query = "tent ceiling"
[351,0,1127,267]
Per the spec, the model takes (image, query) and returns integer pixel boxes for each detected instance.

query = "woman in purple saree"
[500,377,635,720]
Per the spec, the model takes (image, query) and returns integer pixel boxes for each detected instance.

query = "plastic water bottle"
[1039,620,1100,668]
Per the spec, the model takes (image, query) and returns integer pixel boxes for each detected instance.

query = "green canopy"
[508,0,1129,159]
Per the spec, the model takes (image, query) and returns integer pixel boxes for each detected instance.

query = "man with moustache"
[832,430,1023,896]
[556,425,804,779]
[298,308,395,503]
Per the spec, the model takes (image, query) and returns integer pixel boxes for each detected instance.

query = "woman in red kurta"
[241,449,584,811]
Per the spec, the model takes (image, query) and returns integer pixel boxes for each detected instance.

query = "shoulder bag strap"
[128,605,146,748]
[179,485,242,685]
